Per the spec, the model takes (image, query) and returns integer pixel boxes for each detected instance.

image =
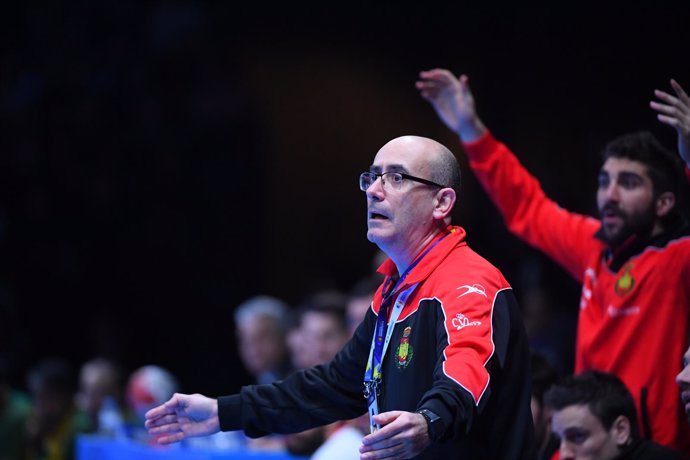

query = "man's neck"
[390,228,445,276]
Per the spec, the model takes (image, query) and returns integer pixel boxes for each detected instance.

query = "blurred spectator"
[266,290,353,456]
[678,345,690,423]
[521,284,576,377]
[311,284,374,460]
[24,358,91,460]
[234,295,293,385]
[530,350,560,460]
[0,357,32,460]
[296,289,350,368]
[345,275,380,337]
[75,357,127,436]
[545,370,688,460]
[126,364,179,445]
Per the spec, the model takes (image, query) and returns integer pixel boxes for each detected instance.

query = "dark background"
[1,2,688,395]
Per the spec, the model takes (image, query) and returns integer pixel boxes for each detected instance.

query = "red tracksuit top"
[463,131,690,454]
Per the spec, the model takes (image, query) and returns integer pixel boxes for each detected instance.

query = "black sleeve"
[219,309,374,437]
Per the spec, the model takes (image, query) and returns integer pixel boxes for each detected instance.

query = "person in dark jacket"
[144,135,535,459]
[546,370,689,460]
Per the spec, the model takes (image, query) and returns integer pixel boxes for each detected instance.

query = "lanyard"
[364,282,418,432]
[363,232,448,432]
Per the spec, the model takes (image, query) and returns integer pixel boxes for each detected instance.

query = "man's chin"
[600,223,639,248]
[367,228,391,246]
[600,228,626,247]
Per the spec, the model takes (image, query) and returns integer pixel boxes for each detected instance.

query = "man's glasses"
[359,171,445,192]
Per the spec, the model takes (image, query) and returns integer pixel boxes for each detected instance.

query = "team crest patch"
[395,326,414,370]
[614,263,635,296]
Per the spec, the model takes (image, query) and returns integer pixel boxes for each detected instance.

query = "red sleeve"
[463,132,602,282]
[439,275,499,405]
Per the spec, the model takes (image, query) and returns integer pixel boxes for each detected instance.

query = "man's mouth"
[368,211,389,221]
[681,390,690,406]
[601,206,623,226]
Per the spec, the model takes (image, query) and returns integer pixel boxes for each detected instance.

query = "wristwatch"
[417,408,444,441]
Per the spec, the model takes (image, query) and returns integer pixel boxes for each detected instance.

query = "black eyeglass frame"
[359,171,446,191]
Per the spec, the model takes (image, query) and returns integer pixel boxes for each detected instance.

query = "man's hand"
[359,411,431,459]
[416,68,487,143]
[144,393,221,445]
[651,78,690,166]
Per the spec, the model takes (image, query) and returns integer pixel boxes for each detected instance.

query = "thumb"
[373,410,402,426]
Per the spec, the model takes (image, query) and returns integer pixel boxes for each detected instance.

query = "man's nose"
[366,176,385,199]
[677,368,690,386]
[559,441,576,460]
[602,182,620,201]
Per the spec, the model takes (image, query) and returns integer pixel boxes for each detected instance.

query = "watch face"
[419,409,442,440]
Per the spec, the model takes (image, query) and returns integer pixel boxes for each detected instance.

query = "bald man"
[144,136,535,460]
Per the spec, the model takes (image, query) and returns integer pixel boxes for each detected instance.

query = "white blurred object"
[126,365,179,419]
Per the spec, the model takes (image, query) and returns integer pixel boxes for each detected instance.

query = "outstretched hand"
[359,411,431,459]
[144,393,221,445]
[416,68,486,142]
[651,79,690,166]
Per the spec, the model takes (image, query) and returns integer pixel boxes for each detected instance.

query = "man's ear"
[655,191,675,218]
[433,188,456,220]
[610,415,631,447]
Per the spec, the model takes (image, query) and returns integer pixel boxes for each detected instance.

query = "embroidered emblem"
[456,284,487,298]
[614,263,635,296]
[451,313,482,330]
[395,327,413,369]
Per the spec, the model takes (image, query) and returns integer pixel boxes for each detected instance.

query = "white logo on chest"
[606,305,640,318]
[452,313,482,330]
[456,284,487,298]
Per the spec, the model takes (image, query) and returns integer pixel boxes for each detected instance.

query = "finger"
[145,404,171,420]
[147,421,183,435]
[419,68,455,85]
[671,79,690,103]
[654,89,679,107]
[147,412,181,428]
[360,437,404,457]
[155,431,186,445]
[650,100,679,117]
[657,113,680,128]
[417,87,442,101]
[459,74,472,95]
[415,80,439,90]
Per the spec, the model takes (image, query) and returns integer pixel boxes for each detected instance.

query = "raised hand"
[651,79,690,166]
[416,68,486,142]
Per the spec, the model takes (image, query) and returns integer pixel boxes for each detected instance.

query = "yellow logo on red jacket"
[615,263,635,296]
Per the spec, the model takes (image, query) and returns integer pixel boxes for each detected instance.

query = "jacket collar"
[376,225,466,286]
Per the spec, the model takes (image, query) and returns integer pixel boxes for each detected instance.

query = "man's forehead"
[369,162,408,173]
[600,157,649,175]
[372,144,430,172]
[554,404,600,427]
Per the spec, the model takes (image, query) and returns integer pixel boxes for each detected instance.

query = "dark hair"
[430,145,462,196]
[544,370,639,437]
[602,131,688,223]
[530,350,559,405]
[295,289,348,333]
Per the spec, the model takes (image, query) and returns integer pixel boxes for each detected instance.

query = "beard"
[599,201,656,248]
